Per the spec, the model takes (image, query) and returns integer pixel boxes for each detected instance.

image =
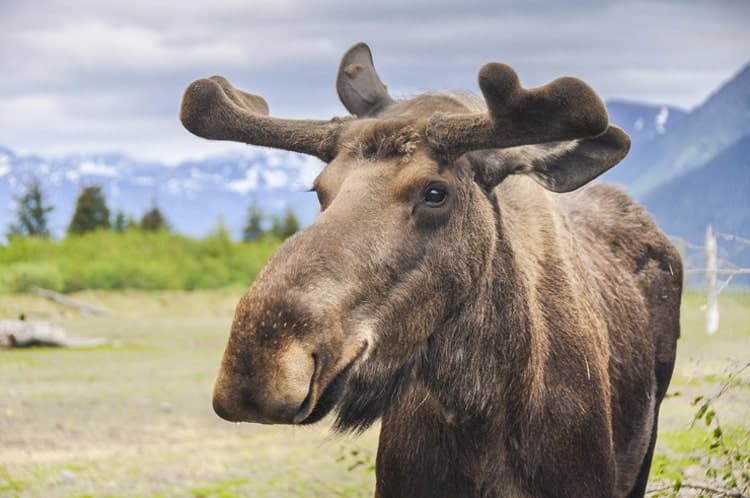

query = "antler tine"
[180,76,342,162]
[424,63,609,159]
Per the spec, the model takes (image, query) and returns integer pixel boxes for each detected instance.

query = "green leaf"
[672,478,682,492]
[705,409,715,425]
[695,403,708,420]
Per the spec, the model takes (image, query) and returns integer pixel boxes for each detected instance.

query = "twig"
[647,481,749,497]
[716,274,736,295]
[719,233,750,248]
[667,234,705,251]
[684,269,750,275]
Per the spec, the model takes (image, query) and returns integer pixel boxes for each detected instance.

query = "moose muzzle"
[211,287,327,424]
[213,340,316,424]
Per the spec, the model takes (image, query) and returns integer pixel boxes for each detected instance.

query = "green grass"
[189,479,249,498]
[649,291,750,496]
[0,467,28,495]
[0,231,280,293]
[0,290,747,497]
[0,290,379,498]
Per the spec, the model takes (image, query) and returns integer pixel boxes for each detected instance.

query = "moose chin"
[180,42,682,498]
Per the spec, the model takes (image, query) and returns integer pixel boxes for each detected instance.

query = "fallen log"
[0,319,107,349]
[33,287,113,316]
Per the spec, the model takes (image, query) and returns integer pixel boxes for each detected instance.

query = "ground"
[0,290,748,497]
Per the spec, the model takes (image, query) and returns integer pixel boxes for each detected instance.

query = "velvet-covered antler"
[467,125,630,193]
[180,76,343,162]
[423,63,611,160]
[180,45,622,174]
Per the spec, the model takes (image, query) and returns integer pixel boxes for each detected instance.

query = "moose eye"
[423,185,448,206]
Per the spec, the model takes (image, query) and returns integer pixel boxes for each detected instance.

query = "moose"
[180,43,682,497]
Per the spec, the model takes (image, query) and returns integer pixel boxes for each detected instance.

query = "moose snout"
[212,341,316,424]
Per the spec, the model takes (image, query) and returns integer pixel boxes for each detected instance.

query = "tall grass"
[0,230,280,293]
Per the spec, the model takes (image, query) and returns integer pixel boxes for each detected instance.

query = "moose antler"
[424,63,610,159]
[180,76,343,162]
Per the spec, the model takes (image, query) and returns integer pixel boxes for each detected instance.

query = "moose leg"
[626,358,675,498]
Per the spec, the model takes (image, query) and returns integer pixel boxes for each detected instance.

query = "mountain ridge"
[603,63,750,197]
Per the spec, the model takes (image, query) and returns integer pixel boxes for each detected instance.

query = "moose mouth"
[295,342,368,425]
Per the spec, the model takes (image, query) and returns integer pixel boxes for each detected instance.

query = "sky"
[0,0,748,163]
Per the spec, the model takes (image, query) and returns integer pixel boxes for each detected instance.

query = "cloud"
[78,160,119,177]
[0,0,748,161]
[227,168,260,194]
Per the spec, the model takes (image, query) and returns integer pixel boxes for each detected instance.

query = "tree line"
[7,179,300,241]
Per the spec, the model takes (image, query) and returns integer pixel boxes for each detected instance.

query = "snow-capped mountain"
[603,63,750,197]
[0,146,323,239]
[606,100,687,143]
[603,62,750,282]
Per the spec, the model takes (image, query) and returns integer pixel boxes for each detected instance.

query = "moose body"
[180,43,681,497]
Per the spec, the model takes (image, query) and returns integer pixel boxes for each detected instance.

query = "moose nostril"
[213,389,264,422]
[293,353,319,424]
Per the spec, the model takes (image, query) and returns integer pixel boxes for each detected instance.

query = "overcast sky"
[1,0,748,163]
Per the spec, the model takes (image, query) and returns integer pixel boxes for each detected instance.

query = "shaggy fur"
[181,43,682,498]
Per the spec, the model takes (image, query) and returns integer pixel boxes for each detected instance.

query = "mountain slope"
[606,100,686,143]
[604,63,750,197]
[642,135,750,274]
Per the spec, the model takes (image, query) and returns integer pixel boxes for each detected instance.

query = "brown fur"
[181,43,682,498]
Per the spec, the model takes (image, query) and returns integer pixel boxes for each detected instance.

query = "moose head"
[180,43,630,430]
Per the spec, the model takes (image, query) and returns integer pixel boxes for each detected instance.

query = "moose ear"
[467,126,630,193]
[337,42,395,117]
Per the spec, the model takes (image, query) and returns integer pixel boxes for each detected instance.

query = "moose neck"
[381,182,549,495]
[421,178,555,430]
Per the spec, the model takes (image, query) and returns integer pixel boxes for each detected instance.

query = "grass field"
[0,290,748,497]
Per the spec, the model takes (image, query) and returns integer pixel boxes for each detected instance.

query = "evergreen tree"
[112,210,128,233]
[68,185,110,235]
[281,207,300,239]
[269,207,300,240]
[7,179,54,237]
[269,215,283,239]
[140,203,168,232]
[242,202,264,242]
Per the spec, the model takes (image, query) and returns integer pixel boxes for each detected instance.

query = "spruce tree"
[269,207,300,240]
[140,204,168,232]
[281,207,300,239]
[7,179,54,237]
[269,214,283,240]
[242,202,264,241]
[112,210,128,233]
[68,185,110,235]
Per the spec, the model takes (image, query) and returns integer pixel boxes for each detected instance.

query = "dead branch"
[33,287,113,316]
[0,319,106,348]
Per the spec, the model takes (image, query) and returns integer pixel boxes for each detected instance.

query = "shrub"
[0,262,64,293]
[0,231,281,293]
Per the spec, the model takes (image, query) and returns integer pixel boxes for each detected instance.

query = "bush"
[0,261,64,293]
[0,230,281,293]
